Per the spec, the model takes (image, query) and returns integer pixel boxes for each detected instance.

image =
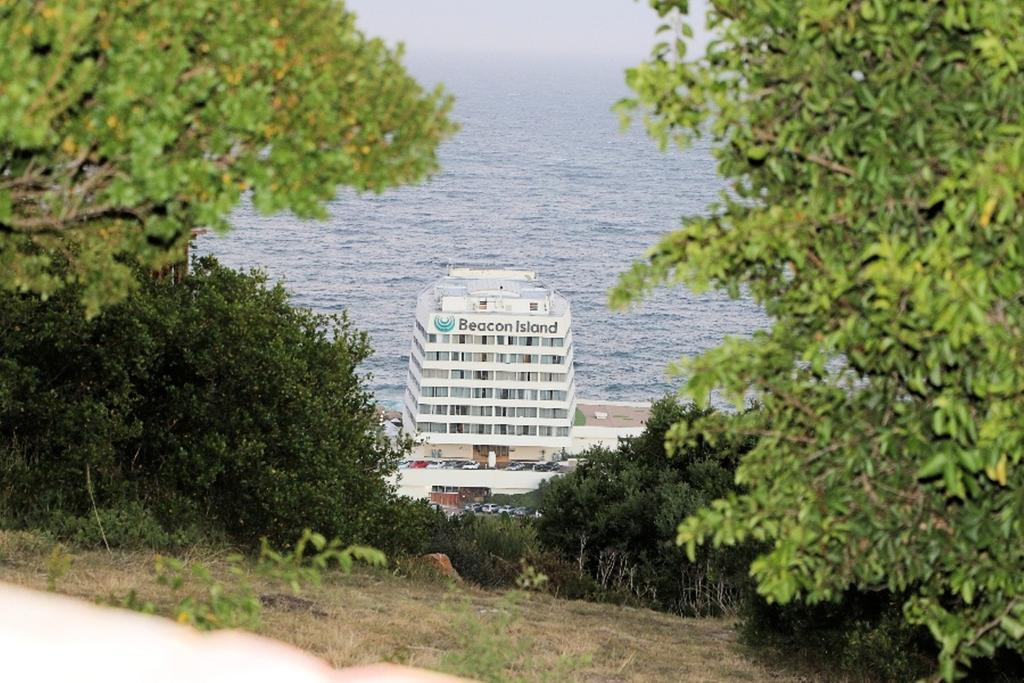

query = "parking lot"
[397,459,564,472]
[428,502,541,518]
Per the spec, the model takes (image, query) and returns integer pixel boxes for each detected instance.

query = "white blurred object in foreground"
[1,582,465,683]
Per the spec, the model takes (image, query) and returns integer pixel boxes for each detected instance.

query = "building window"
[529,302,538,311]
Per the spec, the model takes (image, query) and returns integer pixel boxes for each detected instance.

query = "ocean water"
[197,54,769,408]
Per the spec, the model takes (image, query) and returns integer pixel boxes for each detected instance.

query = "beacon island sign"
[433,314,558,335]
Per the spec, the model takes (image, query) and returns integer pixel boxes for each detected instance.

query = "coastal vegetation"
[537,398,753,617]
[3,0,1023,680]
[0,256,434,554]
[615,0,1024,678]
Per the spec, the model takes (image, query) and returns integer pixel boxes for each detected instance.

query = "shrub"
[428,515,540,588]
[525,549,600,602]
[741,589,936,682]
[0,257,408,550]
[373,497,446,558]
[537,396,755,616]
[741,588,1024,682]
[37,502,212,551]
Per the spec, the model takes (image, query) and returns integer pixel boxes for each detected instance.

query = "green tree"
[613,1,1024,677]
[0,0,454,315]
[0,256,428,552]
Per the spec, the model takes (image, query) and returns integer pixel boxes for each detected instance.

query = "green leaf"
[1000,616,1024,640]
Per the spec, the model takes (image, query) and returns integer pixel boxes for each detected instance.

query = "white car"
[461,461,481,470]
[426,461,444,469]
[480,503,499,513]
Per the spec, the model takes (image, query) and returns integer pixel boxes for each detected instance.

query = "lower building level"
[407,399,650,463]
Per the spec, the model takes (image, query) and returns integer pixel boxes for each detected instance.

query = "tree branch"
[3,202,149,234]
[752,127,856,177]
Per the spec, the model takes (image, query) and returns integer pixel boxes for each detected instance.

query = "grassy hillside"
[0,530,798,682]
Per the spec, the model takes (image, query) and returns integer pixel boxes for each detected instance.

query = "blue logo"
[434,315,455,332]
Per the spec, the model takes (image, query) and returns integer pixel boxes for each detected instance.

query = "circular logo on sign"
[434,315,455,332]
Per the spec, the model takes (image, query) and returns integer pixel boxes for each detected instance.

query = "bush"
[524,549,601,602]
[0,257,409,550]
[741,588,1024,683]
[740,589,935,682]
[428,515,541,588]
[537,396,755,616]
[38,502,212,551]
[373,497,446,558]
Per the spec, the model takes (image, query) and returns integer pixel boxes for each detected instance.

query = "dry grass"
[0,530,803,682]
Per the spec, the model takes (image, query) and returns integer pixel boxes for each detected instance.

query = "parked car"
[410,460,428,469]
[512,507,530,518]
[497,505,513,515]
[480,503,499,513]
[506,462,528,471]
[442,460,463,469]
[426,461,444,469]
[461,461,481,470]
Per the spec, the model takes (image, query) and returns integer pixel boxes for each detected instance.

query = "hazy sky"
[346,0,709,62]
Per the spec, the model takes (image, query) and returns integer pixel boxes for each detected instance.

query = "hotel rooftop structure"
[401,267,653,474]
[403,267,577,464]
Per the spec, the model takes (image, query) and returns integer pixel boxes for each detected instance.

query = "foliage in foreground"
[438,570,589,683]
[616,1,1024,677]
[0,0,455,315]
[0,256,431,551]
[112,529,385,631]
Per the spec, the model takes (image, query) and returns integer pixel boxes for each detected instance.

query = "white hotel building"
[403,267,576,464]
